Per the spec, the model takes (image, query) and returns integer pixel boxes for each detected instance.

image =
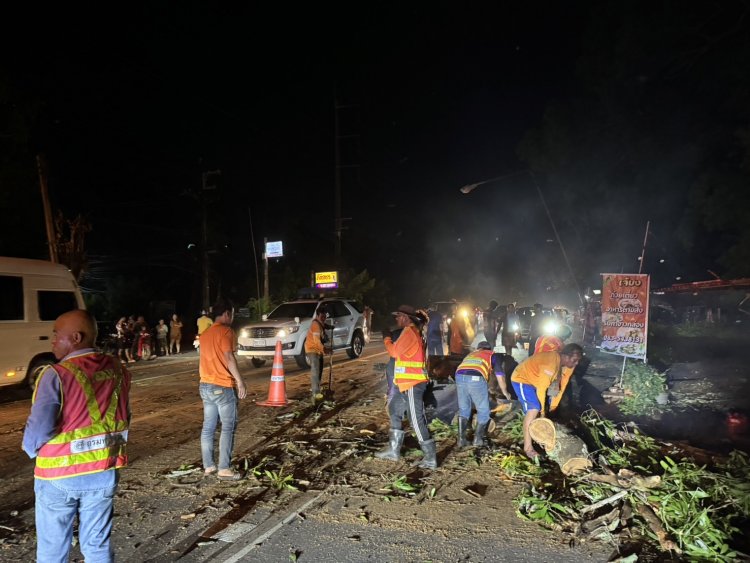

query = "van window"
[38,291,79,321]
[0,275,24,320]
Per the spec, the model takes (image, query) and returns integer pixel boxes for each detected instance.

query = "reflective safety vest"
[35,353,130,480]
[393,328,428,389]
[455,349,494,381]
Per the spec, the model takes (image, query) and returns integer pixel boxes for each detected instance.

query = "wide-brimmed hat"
[391,304,417,318]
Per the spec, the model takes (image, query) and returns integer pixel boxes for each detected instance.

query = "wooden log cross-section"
[529,418,593,475]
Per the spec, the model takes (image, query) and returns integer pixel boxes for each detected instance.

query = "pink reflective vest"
[34,353,130,480]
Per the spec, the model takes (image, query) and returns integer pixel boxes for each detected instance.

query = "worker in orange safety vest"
[375,304,437,469]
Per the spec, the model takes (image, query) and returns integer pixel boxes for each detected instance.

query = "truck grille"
[246,327,278,338]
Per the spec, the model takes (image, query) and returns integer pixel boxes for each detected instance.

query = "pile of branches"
[493,410,750,561]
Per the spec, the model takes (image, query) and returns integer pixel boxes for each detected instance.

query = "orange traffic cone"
[256,340,288,407]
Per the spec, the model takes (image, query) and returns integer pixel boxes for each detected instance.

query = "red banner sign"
[600,273,650,360]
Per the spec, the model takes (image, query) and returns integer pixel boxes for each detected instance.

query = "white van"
[0,257,85,389]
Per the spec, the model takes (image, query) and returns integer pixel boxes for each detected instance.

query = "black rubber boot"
[457,417,470,448]
[375,429,405,461]
[417,439,438,469]
[473,421,489,448]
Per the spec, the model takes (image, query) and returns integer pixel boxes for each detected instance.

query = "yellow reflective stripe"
[60,360,123,428]
[48,420,129,444]
[395,373,428,381]
[36,444,127,469]
[395,361,423,368]
[35,465,125,481]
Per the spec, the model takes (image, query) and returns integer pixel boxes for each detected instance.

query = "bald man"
[23,309,131,563]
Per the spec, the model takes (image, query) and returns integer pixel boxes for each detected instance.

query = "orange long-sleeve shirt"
[384,325,425,391]
[511,351,573,413]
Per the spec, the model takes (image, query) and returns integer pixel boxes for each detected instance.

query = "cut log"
[529,418,593,475]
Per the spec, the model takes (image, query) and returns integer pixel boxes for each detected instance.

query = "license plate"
[253,339,265,347]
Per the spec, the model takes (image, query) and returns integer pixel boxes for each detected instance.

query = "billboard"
[599,273,650,360]
[315,271,338,289]
[265,241,283,258]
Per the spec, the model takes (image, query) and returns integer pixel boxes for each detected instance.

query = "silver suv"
[236,298,366,368]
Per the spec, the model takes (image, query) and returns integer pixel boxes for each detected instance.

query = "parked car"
[236,298,366,369]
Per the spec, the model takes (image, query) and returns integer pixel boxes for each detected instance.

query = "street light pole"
[459,169,584,306]
[200,169,221,310]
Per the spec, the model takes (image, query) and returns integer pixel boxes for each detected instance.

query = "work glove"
[547,380,560,398]
[381,329,392,340]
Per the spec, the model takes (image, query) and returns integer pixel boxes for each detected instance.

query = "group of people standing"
[114,313,187,362]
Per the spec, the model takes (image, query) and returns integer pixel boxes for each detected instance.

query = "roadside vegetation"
[492,410,750,561]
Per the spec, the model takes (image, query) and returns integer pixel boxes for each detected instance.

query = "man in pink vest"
[23,309,131,563]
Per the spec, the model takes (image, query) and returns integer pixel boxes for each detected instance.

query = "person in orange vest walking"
[511,343,583,459]
[454,341,512,449]
[304,306,330,404]
[375,305,438,469]
[22,309,131,562]
[199,299,247,481]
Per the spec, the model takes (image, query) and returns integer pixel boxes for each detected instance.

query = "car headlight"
[240,329,250,338]
[277,326,299,339]
[512,323,520,332]
[543,320,559,335]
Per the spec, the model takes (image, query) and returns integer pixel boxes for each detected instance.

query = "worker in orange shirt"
[304,307,330,404]
[375,305,437,469]
[511,343,583,459]
[533,324,573,354]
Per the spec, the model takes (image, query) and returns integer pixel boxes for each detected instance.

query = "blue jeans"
[200,383,238,471]
[427,338,443,357]
[455,373,490,424]
[34,472,118,563]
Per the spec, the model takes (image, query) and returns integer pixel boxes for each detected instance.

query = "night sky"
[2,2,749,321]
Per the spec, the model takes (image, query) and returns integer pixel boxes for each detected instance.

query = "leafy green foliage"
[500,412,525,443]
[619,362,667,416]
[264,469,298,491]
[515,485,572,528]
[638,456,748,560]
[493,453,546,480]
[381,474,421,498]
[428,418,456,441]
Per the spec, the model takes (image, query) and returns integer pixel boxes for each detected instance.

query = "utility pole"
[36,154,58,263]
[248,207,262,314]
[333,94,359,265]
[334,95,342,263]
[263,237,270,304]
[200,169,221,310]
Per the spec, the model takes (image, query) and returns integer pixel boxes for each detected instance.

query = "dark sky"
[3,2,749,317]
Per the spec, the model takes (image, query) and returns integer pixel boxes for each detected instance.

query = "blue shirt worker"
[426,308,444,357]
[22,309,131,563]
[454,341,511,448]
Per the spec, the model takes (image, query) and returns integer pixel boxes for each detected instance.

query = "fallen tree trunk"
[529,418,592,475]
